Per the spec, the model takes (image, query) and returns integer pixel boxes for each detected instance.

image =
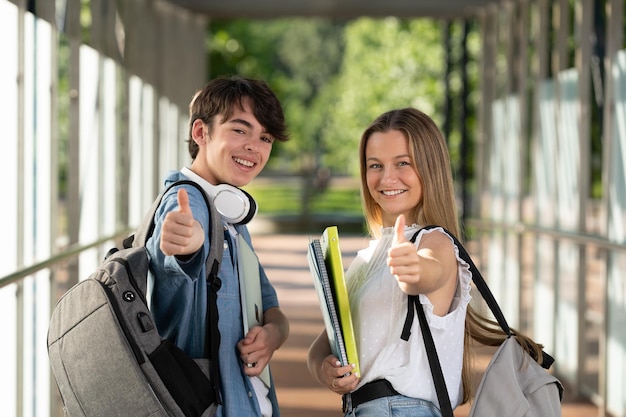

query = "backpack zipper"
[98,273,146,365]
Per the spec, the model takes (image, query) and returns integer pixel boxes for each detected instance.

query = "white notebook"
[236,234,271,387]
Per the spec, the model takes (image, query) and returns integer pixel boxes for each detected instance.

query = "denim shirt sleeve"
[147,185,210,280]
[146,183,213,358]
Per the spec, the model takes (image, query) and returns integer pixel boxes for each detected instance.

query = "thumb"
[177,188,191,214]
[392,214,407,245]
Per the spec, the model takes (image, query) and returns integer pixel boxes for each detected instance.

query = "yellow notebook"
[320,226,360,376]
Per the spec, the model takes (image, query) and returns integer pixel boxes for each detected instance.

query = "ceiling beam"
[164,0,502,19]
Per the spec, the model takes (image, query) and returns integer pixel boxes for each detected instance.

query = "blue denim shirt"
[146,171,281,417]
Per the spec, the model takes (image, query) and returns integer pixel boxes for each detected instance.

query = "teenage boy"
[147,76,290,417]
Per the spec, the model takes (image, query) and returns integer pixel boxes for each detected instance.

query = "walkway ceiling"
[165,0,501,19]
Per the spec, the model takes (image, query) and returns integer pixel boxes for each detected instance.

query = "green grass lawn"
[243,182,363,216]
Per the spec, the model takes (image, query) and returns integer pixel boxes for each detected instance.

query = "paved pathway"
[251,233,601,417]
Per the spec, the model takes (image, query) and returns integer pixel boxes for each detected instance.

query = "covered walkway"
[2,0,626,416]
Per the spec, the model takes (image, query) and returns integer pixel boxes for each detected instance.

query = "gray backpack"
[406,226,563,417]
[48,180,223,417]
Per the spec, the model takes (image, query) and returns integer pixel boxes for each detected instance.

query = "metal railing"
[0,230,131,290]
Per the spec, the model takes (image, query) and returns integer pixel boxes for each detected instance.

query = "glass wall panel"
[607,49,626,416]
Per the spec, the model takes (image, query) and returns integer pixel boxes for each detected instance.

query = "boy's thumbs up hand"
[387,214,421,290]
[160,188,204,256]
[177,188,191,214]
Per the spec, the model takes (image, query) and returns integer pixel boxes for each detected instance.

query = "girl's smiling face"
[365,129,422,227]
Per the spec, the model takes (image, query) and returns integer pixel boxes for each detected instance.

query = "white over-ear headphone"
[210,184,258,225]
[181,167,258,225]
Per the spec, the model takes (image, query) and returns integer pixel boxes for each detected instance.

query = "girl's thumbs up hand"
[387,214,421,291]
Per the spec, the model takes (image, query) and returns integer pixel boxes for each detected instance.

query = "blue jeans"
[344,395,442,417]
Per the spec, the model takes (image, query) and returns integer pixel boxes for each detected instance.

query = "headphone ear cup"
[212,184,257,225]
[237,188,258,225]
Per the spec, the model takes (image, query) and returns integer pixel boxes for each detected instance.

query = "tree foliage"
[207,17,446,176]
[208,18,346,174]
[321,18,445,175]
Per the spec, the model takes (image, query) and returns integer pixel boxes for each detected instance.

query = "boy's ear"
[191,119,206,145]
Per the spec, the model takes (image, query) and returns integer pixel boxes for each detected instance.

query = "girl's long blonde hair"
[358,108,544,403]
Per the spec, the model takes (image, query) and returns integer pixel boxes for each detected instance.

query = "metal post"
[575,0,593,401]
[460,20,470,236]
[600,1,623,415]
[443,21,453,145]
[16,1,26,416]
[66,0,81,289]
[476,6,497,296]
[514,0,530,331]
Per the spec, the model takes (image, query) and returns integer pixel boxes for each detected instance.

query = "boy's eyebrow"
[227,118,253,128]
[227,118,270,134]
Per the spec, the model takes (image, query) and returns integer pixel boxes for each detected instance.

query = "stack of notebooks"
[307,226,360,376]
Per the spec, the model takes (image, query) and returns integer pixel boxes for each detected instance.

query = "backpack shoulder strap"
[401,225,555,417]
[409,225,512,336]
[401,229,454,417]
[128,179,225,403]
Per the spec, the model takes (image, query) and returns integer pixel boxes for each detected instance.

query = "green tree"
[208,19,345,172]
[208,18,346,217]
[207,17,448,215]
[321,17,445,176]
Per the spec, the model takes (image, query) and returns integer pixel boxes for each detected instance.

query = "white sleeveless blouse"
[346,225,472,409]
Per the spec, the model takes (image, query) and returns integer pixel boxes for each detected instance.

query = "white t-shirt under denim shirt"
[346,225,472,409]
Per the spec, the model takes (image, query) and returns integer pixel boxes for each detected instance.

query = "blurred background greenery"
[208,17,479,220]
[243,177,362,216]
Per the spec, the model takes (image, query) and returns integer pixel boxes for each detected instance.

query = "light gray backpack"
[407,226,563,417]
[48,180,223,417]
